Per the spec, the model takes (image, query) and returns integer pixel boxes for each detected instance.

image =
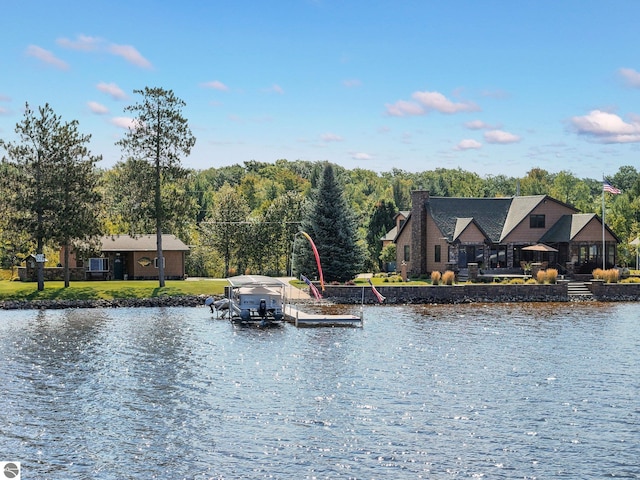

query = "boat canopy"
[226,275,286,288]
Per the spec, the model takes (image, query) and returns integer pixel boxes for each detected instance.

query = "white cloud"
[351,152,371,160]
[201,80,229,91]
[385,90,479,116]
[57,34,102,51]
[97,82,127,100]
[110,116,138,129]
[87,101,109,114]
[107,43,152,69]
[455,139,482,150]
[571,109,640,143]
[484,129,521,144]
[412,90,480,114]
[25,45,69,70]
[321,133,343,142]
[465,120,492,130]
[385,100,424,117]
[618,68,640,88]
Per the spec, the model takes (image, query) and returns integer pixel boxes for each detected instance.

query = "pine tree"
[116,87,196,287]
[294,164,364,283]
[0,103,101,290]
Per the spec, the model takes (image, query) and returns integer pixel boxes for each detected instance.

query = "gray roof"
[100,234,190,252]
[381,226,398,242]
[428,195,575,243]
[428,197,513,242]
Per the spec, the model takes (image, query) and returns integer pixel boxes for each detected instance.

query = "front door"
[114,255,124,280]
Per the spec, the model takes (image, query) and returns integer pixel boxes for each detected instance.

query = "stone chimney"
[410,190,430,276]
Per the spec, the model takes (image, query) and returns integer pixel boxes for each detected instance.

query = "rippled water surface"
[1,302,639,479]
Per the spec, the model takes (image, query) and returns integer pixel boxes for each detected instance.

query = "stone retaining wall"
[589,281,640,301]
[322,284,568,304]
[0,295,209,310]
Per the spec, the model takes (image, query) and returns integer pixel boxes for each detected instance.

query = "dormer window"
[530,214,545,228]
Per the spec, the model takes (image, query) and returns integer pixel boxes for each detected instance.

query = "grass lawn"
[0,279,229,302]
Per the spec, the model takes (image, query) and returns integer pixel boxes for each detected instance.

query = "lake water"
[0,302,638,479]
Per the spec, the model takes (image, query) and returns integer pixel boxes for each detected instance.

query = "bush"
[621,276,640,283]
[593,268,620,283]
[526,278,538,284]
[442,270,455,285]
[604,269,619,283]
[536,270,546,284]
[545,268,558,284]
[430,271,441,285]
[509,278,525,284]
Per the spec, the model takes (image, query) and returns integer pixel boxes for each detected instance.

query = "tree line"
[2,88,639,289]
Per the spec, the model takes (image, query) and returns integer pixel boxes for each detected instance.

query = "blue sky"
[2,1,640,178]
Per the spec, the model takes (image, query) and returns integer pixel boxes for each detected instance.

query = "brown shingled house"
[63,234,190,280]
[394,190,620,278]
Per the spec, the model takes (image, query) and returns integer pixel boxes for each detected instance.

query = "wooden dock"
[283,304,363,327]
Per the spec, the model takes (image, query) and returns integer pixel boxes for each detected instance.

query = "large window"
[88,258,108,272]
[530,214,545,228]
[434,244,441,263]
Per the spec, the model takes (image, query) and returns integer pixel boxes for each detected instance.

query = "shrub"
[621,276,640,283]
[536,270,546,284]
[509,278,525,284]
[525,278,538,284]
[592,268,605,280]
[545,268,558,284]
[442,270,455,285]
[604,269,619,283]
[431,271,441,285]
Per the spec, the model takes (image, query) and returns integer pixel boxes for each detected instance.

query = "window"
[434,244,441,263]
[88,258,108,272]
[154,256,165,268]
[403,245,410,262]
[530,214,545,228]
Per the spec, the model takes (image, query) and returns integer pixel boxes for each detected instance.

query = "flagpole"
[602,174,606,270]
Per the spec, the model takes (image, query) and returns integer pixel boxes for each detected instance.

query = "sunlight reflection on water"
[0,302,638,478]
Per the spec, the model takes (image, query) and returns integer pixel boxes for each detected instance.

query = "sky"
[1,0,640,179]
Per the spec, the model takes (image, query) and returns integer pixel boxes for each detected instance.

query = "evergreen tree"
[365,200,397,271]
[294,164,364,283]
[116,87,196,287]
[0,103,100,290]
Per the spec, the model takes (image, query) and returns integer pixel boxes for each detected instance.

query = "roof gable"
[540,214,620,243]
[500,195,547,241]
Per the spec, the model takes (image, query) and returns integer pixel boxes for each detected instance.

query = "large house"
[63,234,190,280]
[394,190,620,277]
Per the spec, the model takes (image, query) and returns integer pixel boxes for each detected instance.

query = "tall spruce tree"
[365,200,397,271]
[0,103,101,290]
[116,87,196,287]
[294,164,364,283]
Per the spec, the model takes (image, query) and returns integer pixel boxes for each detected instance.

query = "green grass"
[0,279,228,302]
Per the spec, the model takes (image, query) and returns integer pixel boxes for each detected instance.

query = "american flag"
[301,274,322,300]
[603,179,621,194]
[368,278,386,303]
